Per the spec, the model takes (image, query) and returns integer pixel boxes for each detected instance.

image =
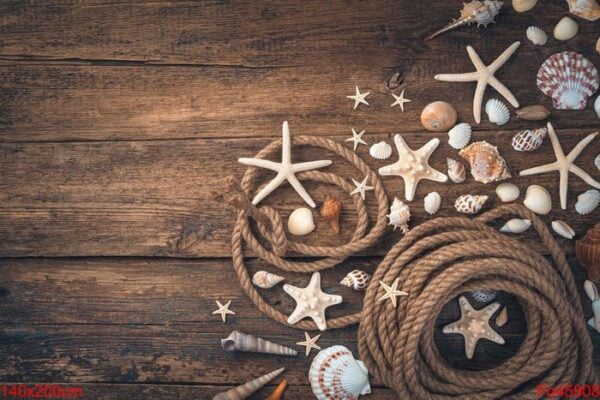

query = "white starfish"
[345,128,367,151]
[520,122,600,209]
[379,134,447,202]
[347,86,370,109]
[390,90,411,112]
[238,121,332,208]
[443,296,505,359]
[212,300,235,323]
[377,278,408,308]
[435,41,521,124]
[296,332,321,357]
[350,176,374,200]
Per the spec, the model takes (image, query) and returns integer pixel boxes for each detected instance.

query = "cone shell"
[523,184,552,215]
[448,123,472,149]
[252,271,285,289]
[496,183,520,202]
[526,26,547,45]
[447,158,466,183]
[485,98,510,126]
[387,198,410,233]
[552,220,576,239]
[576,224,600,280]
[459,141,511,184]
[424,192,442,215]
[500,218,532,233]
[420,101,457,132]
[455,194,488,214]
[320,195,342,234]
[516,105,551,120]
[567,0,599,21]
[512,127,547,151]
[309,346,371,400]
[471,289,497,302]
[575,189,600,215]
[513,0,537,12]
[221,331,297,356]
[340,270,372,291]
[369,141,392,160]
[213,367,285,400]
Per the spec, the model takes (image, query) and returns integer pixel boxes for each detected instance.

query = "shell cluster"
[447,158,466,183]
[340,270,372,291]
[448,123,472,149]
[369,141,392,160]
[387,197,411,233]
[424,192,442,215]
[512,127,547,151]
[455,194,488,214]
[575,189,600,215]
[485,99,510,126]
[459,141,511,184]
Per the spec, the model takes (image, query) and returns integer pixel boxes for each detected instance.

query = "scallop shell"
[455,194,488,214]
[448,123,472,149]
[421,101,458,132]
[511,127,547,151]
[252,271,285,289]
[575,189,600,215]
[566,0,600,21]
[471,289,497,303]
[485,98,510,126]
[459,141,511,184]
[447,158,466,183]
[537,52,599,110]
[424,192,442,215]
[526,26,547,45]
[288,207,315,236]
[369,141,392,160]
[213,368,285,400]
[523,184,552,215]
[495,183,520,202]
[340,270,372,291]
[221,331,297,356]
[513,0,538,12]
[387,198,410,233]
[554,16,579,41]
[309,346,371,400]
[552,220,576,239]
[500,218,532,233]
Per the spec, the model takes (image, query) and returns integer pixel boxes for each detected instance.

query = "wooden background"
[0,0,599,398]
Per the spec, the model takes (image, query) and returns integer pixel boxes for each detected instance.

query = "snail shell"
[221,331,297,356]
[340,270,372,291]
[455,194,488,214]
[252,271,285,289]
[421,101,457,132]
[320,195,342,234]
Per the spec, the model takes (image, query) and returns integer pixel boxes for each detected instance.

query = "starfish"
[379,134,447,202]
[350,176,374,200]
[519,122,600,209]
[283,272,343,331]
[390,90,411,112]
[347,86,370,109]
[345,128,367,151]
[238,121,332,208]
[435,41,521,124]
[212,300,235,323]
[296,332,321,356]
[443,296,505,359]
[377,278,408,308]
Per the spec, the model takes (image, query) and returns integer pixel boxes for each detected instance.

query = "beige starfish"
[435,41,520,124]
[345,128,367,151]
[377,278,408,308]
[347,86,370,109]
[443,296,505,359]
[350,176,374,200]
[520,122,600,209]
[212,300,235,323]
[296,332,321,356]
[390,90,411,112]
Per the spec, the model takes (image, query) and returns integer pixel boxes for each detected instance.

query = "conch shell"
[459,141,511,184]
[577,223,600,282]
[426,0,503,41]
[213,367,285,400]
[221,330,297,356]
[320,195,342,234]
[252,271,285,289]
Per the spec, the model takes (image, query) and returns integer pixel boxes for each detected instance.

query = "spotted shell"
[511,127,547,151]
[340,270,372,291]
[459,141,511,184]
[455,194,489,214]
[447,158,466,183]
[485,99,510,126]
[575,189,600,215]
[448,123,472,149]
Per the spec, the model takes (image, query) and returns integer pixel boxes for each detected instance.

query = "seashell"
[566,0,600,21]
[595,96,600,119]
[516,105,550,120]
[513,0,537,12]
[320,195,342,234]
[485,98,510,126]
[426,0,503,41]
[369,141,392,160]
[597,37,600,53]
[447,158,466,183]
[340,270,372,291]
[496,307,508,326]
[387,197,411,233]
[595,154,600,170]
[221,331,297,356]
[537,52,599,110]
[576,224,600,281]
[495,183,520,202]
[500,218,532,233]
[553,16,579,41]
[575,189,600,215]
[459,141,511,184]
[266,380,287,400]
[448,122,472,149]
[455,194,488,214]
[424,192,442,215]
[213,367,285,400]
[288,207,315,236]
[526,26,548,45]
[420,101,458,132]
[512,127,547,151]
[309,346,371,400]
[252,271,285,289]
[471,289,497,303]
[552,220,576,239]
[523,184,552,215]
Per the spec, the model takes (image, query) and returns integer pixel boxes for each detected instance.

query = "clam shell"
[213,368,285,400]
[288,207,315,236]
[221,331,297,356]
[526,26,547,45]
[252,271,285,289]
[455,194,488,214]
[523,184,552,215]
[500,218,532,233]
[513,0,538,12]
[340,270,372,291]
[575,189,600,215]
[447,158,466,183]
[566,0,600,21]
[495,183,520,202]
[485,98,510,126]
[369,141,392,160]
[387,198,410,233]
[515,105,551,120]
[420,101,457,132]
[424,192,442,215]
[552,220,576,239]
[448,123,472,149]
[459,141,511,184]
[511,127,547,151]
[471,289,497,303]
[554,16,579,41]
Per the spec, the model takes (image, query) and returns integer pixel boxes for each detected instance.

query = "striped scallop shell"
[485,98,510,125]
[455,194,488,214]
[575,189,600,215]
[511,127,547,151]
[526,26,548,45]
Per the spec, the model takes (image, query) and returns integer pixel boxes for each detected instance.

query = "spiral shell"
[221,331,297,356]
[471,289,497,303]
[340,270,372,291]
[575,189,600,215]
[424,192,442,215]
[448,123,472,149]
[252,271,285,289]
[455,194,488,214]
[447,158,466,183]
[576,224,600,280]
[459,141,511,184]
[426,0,503,40]
[387,197,410,233]
[420,101,457,132]
[526,26,547,45]
[500,218,532,233]
[369,141,392,160]
[213,368,285,400]
[511,127,547,151]
[485,98,510,126]
[552,220,576,239]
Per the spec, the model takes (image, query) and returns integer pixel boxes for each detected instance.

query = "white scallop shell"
[553,16,579,41]
[448,123,472,149]
[454,194,488,214]
[495,183,520,202]
[288,207,315,236]
[447,158,466,183]
[523,184,552,215]
[500,218,532,233]
[511,127,547,151]
[526,26,548,45]
[309,346,371,400]
[369,141,392,160]
[575,189,600,215]
[471,289,497,303]
[424,192,441,215]
[551,220,575,239]
[595,96,600,118]
[485,98,510,126]
[252,271,285,289]
[340,270,371,291]
[387,198,411,233]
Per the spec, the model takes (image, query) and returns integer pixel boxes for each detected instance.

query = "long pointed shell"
[455,194,488,214]
[426,0,503,41]
[213,367,285,400]
[252,271,285,289]
[575,189,600,215]
[221,331,297,356]
[447,158,466,183]
[448,123,472,149]
[512,127,547,151]
[526,26,547,45]
[485,98,510,125]
[500,218,531,233]
[424,192,442,215]
[552,220,576,239]
[340,270,371,291]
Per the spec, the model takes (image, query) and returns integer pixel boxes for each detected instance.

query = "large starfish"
[379,134,447,202]
[435,41,521,124]
[443,296,505,359]
[520,122,600,209]
[238,121,332,208]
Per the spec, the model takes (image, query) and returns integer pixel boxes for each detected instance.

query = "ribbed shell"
[252,271,285,289]
[369,141,392,160]
[448,123,472,149]
[447,158,466,183]
[526,26,547,45]
[340,270,372,291]
[485,98,511,125]
[221,331,297,356]
[455,194,488,214]
[424,192,442,215]
[471,289,497,303]
[511,127,547,151]
[575,189,600,215]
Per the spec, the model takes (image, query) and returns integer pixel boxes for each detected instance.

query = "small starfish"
[296,332,321,356]
[350,176,374,200]
[347,86,370,109]
[377,278,408,308]
[345,128,367,151]
[212,300,235,323]
[238,121,332,208]
[519,122,600,209]
[379,134,447,202]
[435,41,521,124]
[443,296,505,359]
[390,90,411,112]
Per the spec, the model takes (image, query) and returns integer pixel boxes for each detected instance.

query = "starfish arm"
[464,334,477,359]
[482,329,505,345]
[281,121,291,165]
[559,169,569,210]
[488,76,519,108]
[489,41,521,72]
[545,123,566,160]
[378,162,399,176]
[482,303,501,319]
[570,165,600,189]
[427,167,449,183]
[287,173,316,208]
[286,306,306,325]
[459,296,474,312]
[473,78,487,124]
[418,138,441,159]
[403,176,418,202]
[519,162,559,176]
[434,71,480,82]
[292,159,332,173]
[238,157,282,172]
[567,132,598,162]
[442,322,459,334]
[393,134,409,156]
[250,172,286,205]
[466,46,486,71]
